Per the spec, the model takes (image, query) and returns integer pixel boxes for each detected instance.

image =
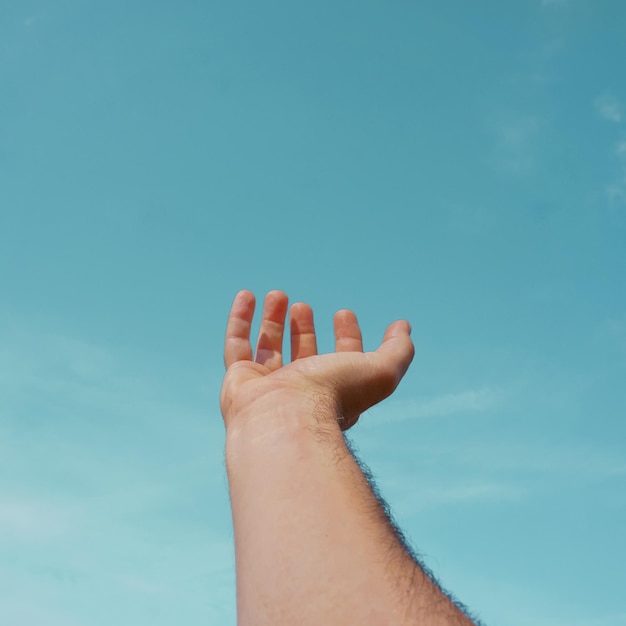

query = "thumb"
[334,321,414,427]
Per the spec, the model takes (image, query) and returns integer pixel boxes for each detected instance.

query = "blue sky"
[1,0,625,624]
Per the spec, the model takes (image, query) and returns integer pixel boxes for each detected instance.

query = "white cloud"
[595,94,623,123]
[489,115,540,176]
[441,202,492,235]
[594,92,626,205]
[0,322,235,625]
[604,317,626,352]
[498,116,539,145]
[371,387,504,424]
[607,182,626,206]
[529,613,626,626]
[378,477,526,518]
[413,439,626,479]
[0,496,77,540]
[407,481,524,510]
[606,138,626,206]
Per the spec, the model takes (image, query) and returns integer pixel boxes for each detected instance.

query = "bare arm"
[220,290,477,626]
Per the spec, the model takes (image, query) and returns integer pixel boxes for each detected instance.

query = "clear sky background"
[1,1,625,624]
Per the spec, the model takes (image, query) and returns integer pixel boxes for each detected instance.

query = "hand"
[220,290,414,433]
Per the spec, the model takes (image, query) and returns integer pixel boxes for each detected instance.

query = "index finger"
[224,290,256,369]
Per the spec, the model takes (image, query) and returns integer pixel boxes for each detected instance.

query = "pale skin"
[221,290,477,626]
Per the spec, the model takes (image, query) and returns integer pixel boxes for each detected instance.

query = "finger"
[224,290,256,369]
[373,320,415,386]
[255,290,289,370]
[290,302,318,361]
[334,310,364,352]
[335,321,414,427]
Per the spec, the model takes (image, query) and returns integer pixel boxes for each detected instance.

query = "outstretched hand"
[220,290,414,433]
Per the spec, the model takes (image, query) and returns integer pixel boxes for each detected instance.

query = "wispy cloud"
[440,202,492,235]
[394,438,626,479]
[489,115,540,176]
[607,182,626,206]
[607,137,626,206]
[595,94,623,123]
[604,317,626,352]
[527,612,626,626]
[0,322,235,625]
[593,93,626,206]
[592,316,626,358]
[369,387,505,424]
[393,481,525,514]
[0,496,78,540]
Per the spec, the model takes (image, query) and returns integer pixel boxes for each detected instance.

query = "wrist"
[224,397,345,469]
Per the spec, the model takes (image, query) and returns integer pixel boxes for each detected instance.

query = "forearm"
[225,409,473,626]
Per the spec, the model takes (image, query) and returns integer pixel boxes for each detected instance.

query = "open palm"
[220,290,414,432]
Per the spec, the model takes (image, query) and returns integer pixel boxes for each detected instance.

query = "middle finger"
[255,290,289,370]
